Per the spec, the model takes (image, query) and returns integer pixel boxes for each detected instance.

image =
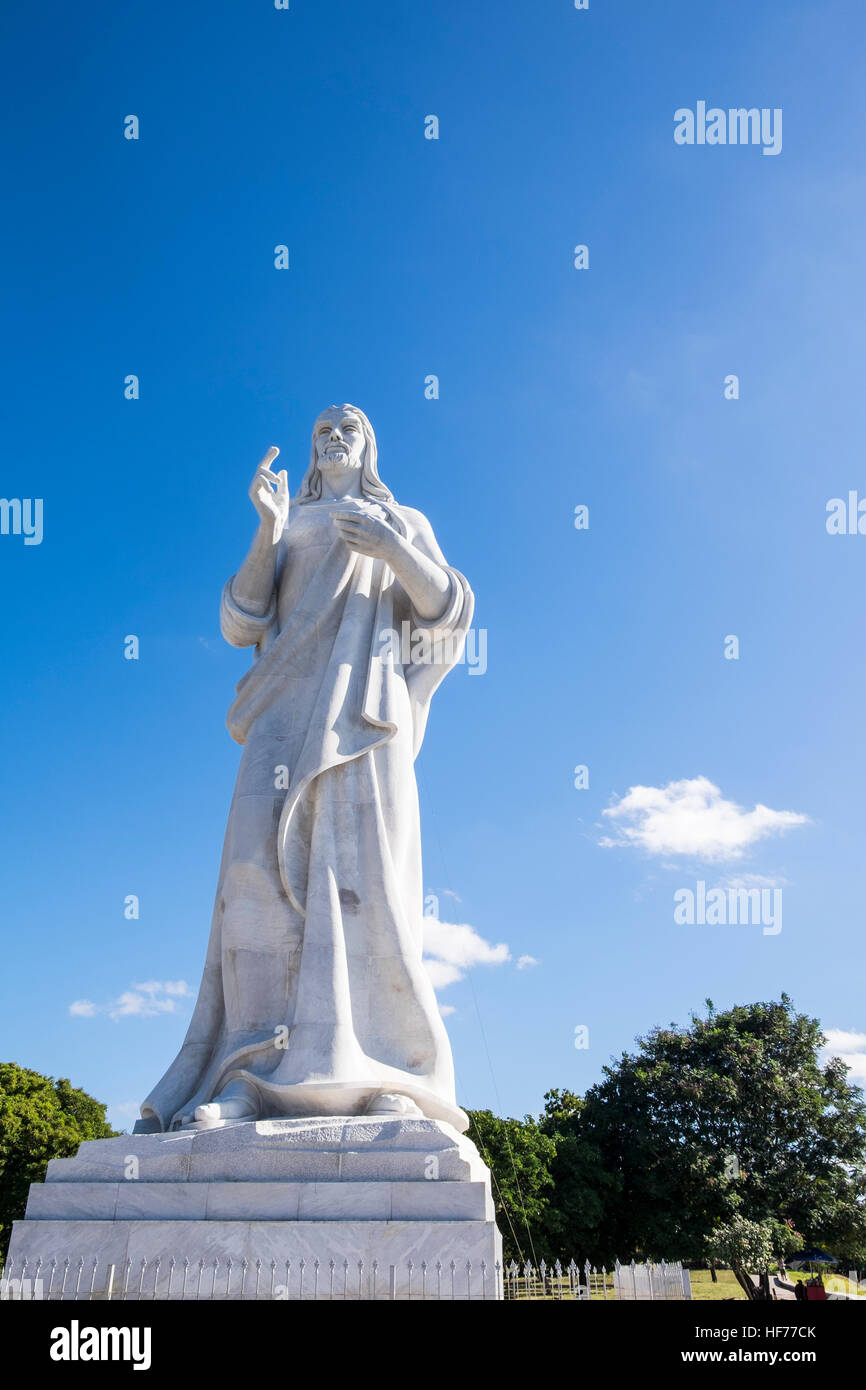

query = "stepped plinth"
[6,1116,503,1300]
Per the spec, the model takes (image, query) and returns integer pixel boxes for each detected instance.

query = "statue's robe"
[137,496,473,1134]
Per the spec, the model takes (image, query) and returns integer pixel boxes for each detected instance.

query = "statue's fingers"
[257,446,279,469]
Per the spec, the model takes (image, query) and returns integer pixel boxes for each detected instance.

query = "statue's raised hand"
[249,447,289,544]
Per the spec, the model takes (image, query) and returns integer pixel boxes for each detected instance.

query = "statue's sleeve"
[388,512,474,755]
[398,511,469,637]
[220,576,277,649]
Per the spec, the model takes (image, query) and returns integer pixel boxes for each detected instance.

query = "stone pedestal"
[6,1116,503,1300]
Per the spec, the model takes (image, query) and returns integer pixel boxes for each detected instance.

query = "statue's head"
[295,404,394,503]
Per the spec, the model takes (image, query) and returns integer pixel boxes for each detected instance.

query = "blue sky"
[2,0,866,1131]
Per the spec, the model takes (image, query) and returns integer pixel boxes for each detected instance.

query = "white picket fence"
[0,1254,501,1301]
[614,1259,692,1300]
[504,1258,691,1301]
[1,1253,691,1301]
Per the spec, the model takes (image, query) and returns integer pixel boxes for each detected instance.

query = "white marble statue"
[137,406,473,1135]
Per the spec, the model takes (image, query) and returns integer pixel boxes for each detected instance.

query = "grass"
[689,1267,747,1301]
[688,1267,844,1301]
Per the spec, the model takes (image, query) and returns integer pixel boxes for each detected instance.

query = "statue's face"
[314,409,366,478]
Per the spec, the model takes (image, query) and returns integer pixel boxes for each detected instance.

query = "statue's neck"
[318,474,363,501]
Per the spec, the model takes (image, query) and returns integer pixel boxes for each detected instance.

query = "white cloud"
[821,1028,866,1083]
[516,955,538,971]
[69,999,97,1017]
[69,980,192,1022]
[439,1004,456,1018]
[824,1028,866,1050]
[600,776,807,862]
[134,980,190,998]
[424,958,463,990]
[722,873,789,890]
[422,917,510,992]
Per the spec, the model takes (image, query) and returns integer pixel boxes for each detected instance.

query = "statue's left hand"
[331,511,401,562]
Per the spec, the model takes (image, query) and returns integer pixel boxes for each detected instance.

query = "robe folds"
[137,497,473,1134]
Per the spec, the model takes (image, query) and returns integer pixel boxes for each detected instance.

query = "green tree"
[466,1108,556,1263]
[538,997,866,1267]
[0,1063,117,1258]
[706,1215,802,1300]
[538,1088,616,1259]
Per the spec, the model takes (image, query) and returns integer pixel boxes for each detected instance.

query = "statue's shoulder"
[392,504,435,539]
[390,504,449,567]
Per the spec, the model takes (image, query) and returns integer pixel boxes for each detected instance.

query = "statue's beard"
[318,449,363,477]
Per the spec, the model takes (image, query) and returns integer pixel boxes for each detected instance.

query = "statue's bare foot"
[194,1081,258,1128]
[366,1092,423,1117]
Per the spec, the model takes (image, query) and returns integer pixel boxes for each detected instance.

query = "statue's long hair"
[294,405,395,505]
